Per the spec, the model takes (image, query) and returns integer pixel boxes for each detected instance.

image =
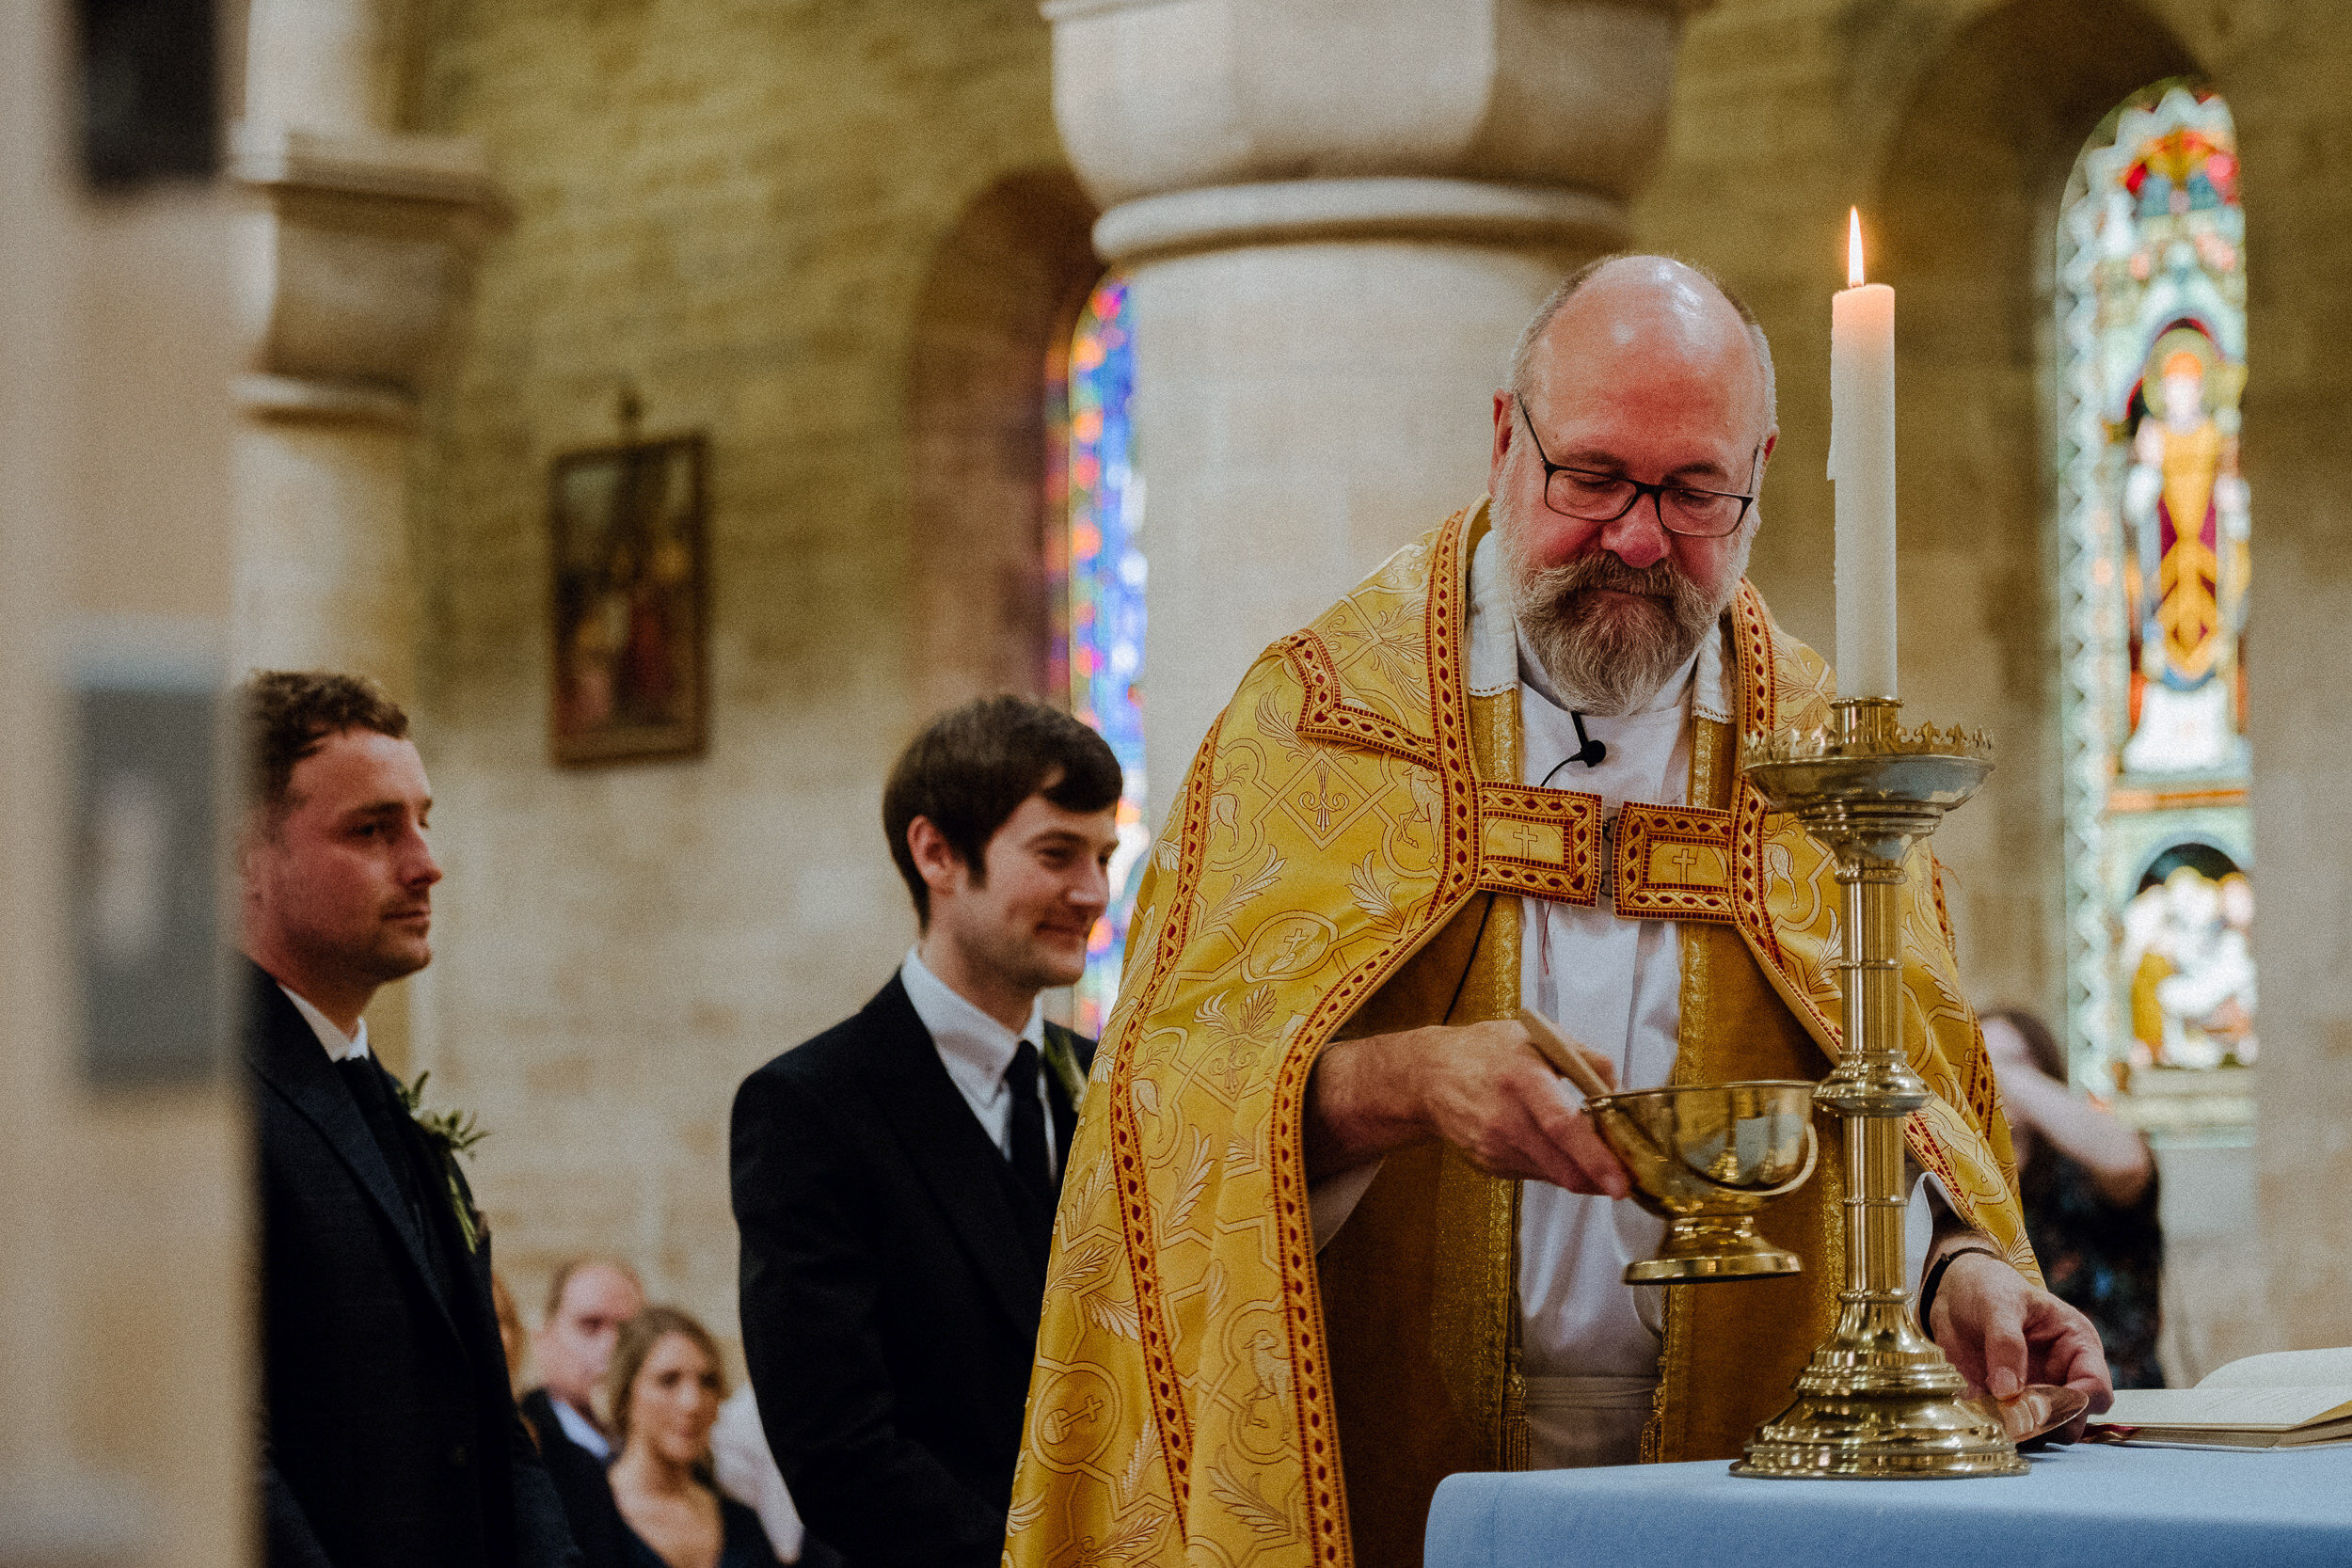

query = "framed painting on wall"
[548,434,708,766]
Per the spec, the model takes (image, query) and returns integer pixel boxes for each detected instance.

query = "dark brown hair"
[240,671,410,828]
[598,1305,726,1454]
[1981,1007,2069,1084]
[882,695,1122,925]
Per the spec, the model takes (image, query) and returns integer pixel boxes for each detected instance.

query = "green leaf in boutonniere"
[1041,1030,1089,1113]
[391,1069,491,1253]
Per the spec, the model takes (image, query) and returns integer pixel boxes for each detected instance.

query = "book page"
[2199,1347,2352,1388]
[2106,1386,2352,1431]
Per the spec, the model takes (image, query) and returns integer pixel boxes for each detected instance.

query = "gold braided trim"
[1280,631,1444,770]
[1472,784,1601,906]
[1613,802,1738,925]
[1109,709,1224,1500]
[1277,509,1488,1568]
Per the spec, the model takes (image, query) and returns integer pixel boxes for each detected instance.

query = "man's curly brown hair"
[240,671,410,832]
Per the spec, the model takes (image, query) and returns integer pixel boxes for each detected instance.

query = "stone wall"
[2218,0,2352,1360]
[408,0,1077,1357]
[1636,0,2206,1018]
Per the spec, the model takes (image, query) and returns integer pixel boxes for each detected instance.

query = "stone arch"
[1868,0,2199,1026]
[905,167,1103,719]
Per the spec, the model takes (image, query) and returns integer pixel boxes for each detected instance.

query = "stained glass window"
[1057,275,1147,1037]
[2056,85,2255,1094]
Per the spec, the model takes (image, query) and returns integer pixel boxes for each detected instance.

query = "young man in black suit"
[732,696,1123,1568]
[240,672,580,1568]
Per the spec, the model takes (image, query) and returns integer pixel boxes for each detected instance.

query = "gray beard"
[1498,498,1745,717]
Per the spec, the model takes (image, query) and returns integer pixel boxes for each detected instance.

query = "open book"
[2096,1347,2352,1449]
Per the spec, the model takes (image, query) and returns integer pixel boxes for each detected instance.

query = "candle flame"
[1847,208,1866,287]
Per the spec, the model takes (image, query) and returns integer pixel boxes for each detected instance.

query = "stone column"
[1046,0,1708,818]
[4,5,243,1560]
[232,0,501,699]
[233,0,502,1071]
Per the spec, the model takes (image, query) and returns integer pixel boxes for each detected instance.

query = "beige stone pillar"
[1046,0,1708,817]
[233,0,501,1073]
[232,0,500,699]
[2,6,243,1565]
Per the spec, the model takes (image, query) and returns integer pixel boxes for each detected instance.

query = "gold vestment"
[1007,503,2035,1568]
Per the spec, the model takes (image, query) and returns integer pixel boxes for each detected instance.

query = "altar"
[1424,1446,2352,1568]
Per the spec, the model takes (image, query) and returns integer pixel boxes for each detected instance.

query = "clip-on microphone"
[1569,711,1608,769]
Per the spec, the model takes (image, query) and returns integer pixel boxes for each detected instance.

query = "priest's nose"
[1597,504,1672,569]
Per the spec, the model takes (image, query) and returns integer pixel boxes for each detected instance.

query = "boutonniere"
[1041,1031,1089,1113]
[392,1069,491,1252]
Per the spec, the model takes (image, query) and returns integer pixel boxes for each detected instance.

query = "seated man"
[733,696,1123,1568]
[524,1257,644,1463]
[1007,258,2113,1568]
[521,1257,645,1568]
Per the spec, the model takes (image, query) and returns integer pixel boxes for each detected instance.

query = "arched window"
[2056,85,2254,1092]
[1053,275,1147,1037]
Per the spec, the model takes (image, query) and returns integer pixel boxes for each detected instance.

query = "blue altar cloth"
[1424,1445,2352,1568]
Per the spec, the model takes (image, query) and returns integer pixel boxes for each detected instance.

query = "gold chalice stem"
[1732,699,2026,1479]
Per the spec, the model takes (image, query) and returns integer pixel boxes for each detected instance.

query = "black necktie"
[1006,1040,1051,1199]
[337,1055,428,1228]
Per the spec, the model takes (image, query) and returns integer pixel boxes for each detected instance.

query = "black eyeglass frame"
[1515,399,1763,539]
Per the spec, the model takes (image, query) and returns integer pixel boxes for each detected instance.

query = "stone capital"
[1092,174,1629,266]
[1047,0,1711,223]
[232,122,507,424]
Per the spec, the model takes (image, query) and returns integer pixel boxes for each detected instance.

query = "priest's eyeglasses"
[1518,402,1761,539]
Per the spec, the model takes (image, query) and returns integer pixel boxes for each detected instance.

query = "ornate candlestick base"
[1729,700,2027,1481]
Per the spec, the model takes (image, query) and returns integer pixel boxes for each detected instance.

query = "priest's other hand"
[1929,1250,2114,1442]
[1302,1021,1633,1197]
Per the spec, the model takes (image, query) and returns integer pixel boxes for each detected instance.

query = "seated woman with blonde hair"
[601,1307,785,1568]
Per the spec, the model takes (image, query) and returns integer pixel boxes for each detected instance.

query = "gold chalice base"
[1586,1081,1819,1285]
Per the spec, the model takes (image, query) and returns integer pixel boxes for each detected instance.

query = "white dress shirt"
[549,1395,611,1463]
[1512,630,1717,1384]
[899,948,1060,1176]
[283,985,371,1063]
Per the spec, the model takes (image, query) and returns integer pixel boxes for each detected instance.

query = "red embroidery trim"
[1613,801,1738,925]
[1472,783,1601,906]
[1280,631,1444,770]
[1734,581,1777,753]
[1109,711,1224,1503]
[1277,511,1484,1568]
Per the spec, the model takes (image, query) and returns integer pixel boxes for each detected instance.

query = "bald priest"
[1004,257,2113,1568]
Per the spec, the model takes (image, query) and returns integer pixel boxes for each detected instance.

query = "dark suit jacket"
[248,960,580,1568]
[518,1388,628,1568]
[731,976,1089,1568]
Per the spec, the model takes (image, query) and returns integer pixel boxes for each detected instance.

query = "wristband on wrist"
[1917,1242,2007,1334]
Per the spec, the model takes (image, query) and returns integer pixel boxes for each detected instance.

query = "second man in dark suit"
[731,696,1123,1568]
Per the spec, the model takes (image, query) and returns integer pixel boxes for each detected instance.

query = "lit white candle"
[1829,208,1898,700]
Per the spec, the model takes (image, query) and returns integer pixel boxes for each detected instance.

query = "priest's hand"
[1302,1021,1632,1196]
[1928,1248,2114,1442]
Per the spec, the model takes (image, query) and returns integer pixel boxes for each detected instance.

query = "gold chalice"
[1585,1081,1820,1284]
[1517,1011,1820,1283]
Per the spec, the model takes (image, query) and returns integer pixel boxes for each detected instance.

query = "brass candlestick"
[1730,699,2027,1480]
